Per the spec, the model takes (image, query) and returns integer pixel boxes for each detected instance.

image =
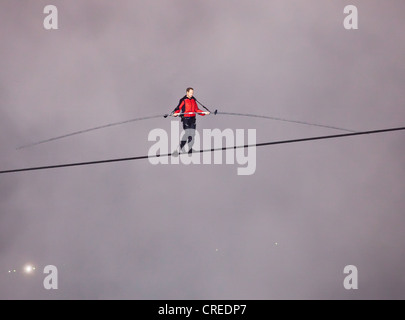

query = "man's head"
[186,87,194,98]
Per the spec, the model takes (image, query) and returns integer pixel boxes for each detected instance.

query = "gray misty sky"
[0,0,404,299]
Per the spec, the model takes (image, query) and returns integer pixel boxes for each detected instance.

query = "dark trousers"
[180,117,196,149]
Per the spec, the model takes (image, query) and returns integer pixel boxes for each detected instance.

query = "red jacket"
[173,96,205,118]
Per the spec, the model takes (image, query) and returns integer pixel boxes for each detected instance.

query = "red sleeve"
[195,100,205,116]
[174,101,185,114]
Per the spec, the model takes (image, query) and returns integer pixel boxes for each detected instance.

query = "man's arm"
[194,98,209,116]
[196,106,209,116]
[172,100,185,117]
[197,110,210,116]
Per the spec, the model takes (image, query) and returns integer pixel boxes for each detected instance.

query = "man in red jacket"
[171,87,210,154]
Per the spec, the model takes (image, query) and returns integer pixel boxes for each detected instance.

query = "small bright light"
[24,265,34,274]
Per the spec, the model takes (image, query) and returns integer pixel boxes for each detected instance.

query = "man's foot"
[172,146,184,157]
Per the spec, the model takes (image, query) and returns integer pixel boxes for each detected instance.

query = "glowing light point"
[24,265,35,274]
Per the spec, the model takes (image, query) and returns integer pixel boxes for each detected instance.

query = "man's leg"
[179,139,187,150]
[173,118,196,156]
[180,118,195,150]
[186,118,196,153]
[177,118,190,153]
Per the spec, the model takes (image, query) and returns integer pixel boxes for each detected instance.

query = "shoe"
[172,146,184,157]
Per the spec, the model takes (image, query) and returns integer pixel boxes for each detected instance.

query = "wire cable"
[217,111,356,133]
[16,114,165,150]
[17,110,355,150]
[2,126,403,175]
